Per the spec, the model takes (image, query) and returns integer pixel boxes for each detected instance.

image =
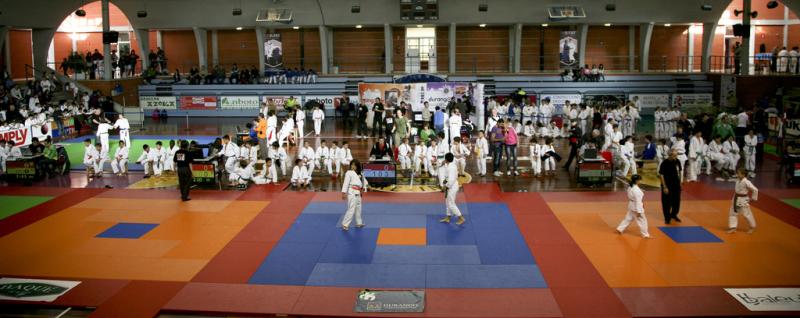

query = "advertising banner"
[0,124,52,148]
[540,93,582,114]
[671,93,713,108]
[628,94,670,114]
[358,83,406,109]
[139,96,177,110]
[303,96,341,110]
[560,31,579,68]
[724,288,800,311]
[265,33,283,70]
[262,96,291,109]
[355,290,425,313]
[220,96,261,109]
[720,75,737,108]
[180,96,218,111]
[0,278,81,302]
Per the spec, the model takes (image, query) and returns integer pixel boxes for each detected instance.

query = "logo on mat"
[0,282,68,298]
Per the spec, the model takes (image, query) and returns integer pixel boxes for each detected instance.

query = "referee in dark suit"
[659,149,683,224]
[174,140,194,202]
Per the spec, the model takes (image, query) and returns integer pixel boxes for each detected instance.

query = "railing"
[32,61,145,81]
[676,55,800,75]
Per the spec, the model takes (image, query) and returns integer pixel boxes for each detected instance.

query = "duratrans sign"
[0,278,81,302]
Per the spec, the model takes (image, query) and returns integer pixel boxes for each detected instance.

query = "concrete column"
[134,28,150,69]
[687,27,695,71]
[629,25,636,71]
[701,22,716,72]
[449,23,456,73]
[319,26,329,74]
[156,30,163,49]
[639,22,654,72]
[784,6,789,47]
[256,27,265,74]
[211,30,219,66]
[738,0,752,75]
[32,28,56,78]
[3,29,10,77]
[384,24,393,74]
[511,24,522,73]
[101,0,112,80]
[193,27,209,71]
[0,26,8,57]
[577,24,588,68]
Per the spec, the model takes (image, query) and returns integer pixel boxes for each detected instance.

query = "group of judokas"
[653,106,684,140]
[80,113,132,178]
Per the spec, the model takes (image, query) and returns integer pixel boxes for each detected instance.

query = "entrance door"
[405,27,436,73]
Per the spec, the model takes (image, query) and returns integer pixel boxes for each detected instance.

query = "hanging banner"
[628,94,670,114]
[559,31,579,68]
[139,96,177,110]
[720,75,737,109]
[725,288,800,311]
[220,96,261,109]
[471,83,486,130]
[541,93,582,114]
[0,278,81,302]
[358,83,406,109]
[180,96,218,110]
[672,93,713,108]
[264,33,283,70]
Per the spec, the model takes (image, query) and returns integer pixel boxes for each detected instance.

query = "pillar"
[193,27,208,71]
[256,27,265,74]
[101,0,112,80]
[577,24,588,67]
[639,22,654,72]
[628,25,636,71]
[211,30,219,66]
[0,26,8,57]
[384,24,393,74]
[319,26,329,74]
[687,26,695,71]
[156,30,163,49]
[3,29,10,77]
[510,23,522,73]
[701,22,715,72]
[449,23,456,73]
[32,28,56,78]
[740,0,752,75]
[784,6,789,47]
[134,28,150,69]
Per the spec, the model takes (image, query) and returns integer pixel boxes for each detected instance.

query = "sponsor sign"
[720,75,737,108]
[725,288,800,311]
[5,160,36,179]
[180,96,218,111]
[354,290,425,313]
[0,124,51,148]
[262,96,291,109]
[220,96,261,109]
[0,278,81,302]
[303,96,340,110]
[139,96,177,109]
[628,94,670,111]
[785,118,800,136]
[672,93,713,108]
[540,94,582,114]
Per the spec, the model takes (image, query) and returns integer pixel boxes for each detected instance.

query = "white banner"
[785,118,800,136]
[0,278,81,302]
[725,288,800,311]
[720,75,737,108]
[672,93,713,108]
[220,96,261,109]
[303,96,339,110]
[0,124,52,148]
[139,96,177,110]
[540,94,582,115]
[628,94,669,110]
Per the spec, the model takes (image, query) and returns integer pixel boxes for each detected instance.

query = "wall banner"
[671,93,713,108]
[559,31,579,68]
[265,33,283,70]
[180,96,218,110]
[720,75,737,108]
[628,94,670,114]
[139,96,177,110]
[220,96,261,109]
[540,93,582,114]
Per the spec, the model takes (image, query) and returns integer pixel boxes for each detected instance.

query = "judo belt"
[350,186,362,191]
[733,193,748,213]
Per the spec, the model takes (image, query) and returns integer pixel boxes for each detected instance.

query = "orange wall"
[725,0,796,20]
[456,26,509,73]
[161,30,198,71]
[586,26,632,70]
[332,27,384,73]
[78,77,141,107]
[649,25,689,71]
[9,30,32,78]
[392,27,405,73]
[790,25,800,49]
[216,30,258,67]
[278,28,322,71]
[435,26,449,72]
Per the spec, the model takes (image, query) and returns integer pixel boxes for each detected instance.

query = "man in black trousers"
[174,140,194,202]
[563,121,582,170]
[371,98,385,137]
[658,149,683,224]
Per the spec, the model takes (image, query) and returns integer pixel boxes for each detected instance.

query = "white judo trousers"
[729,197,757,230]
[445,185,462,217]
[616,210,650,237]
[341,194,363,227]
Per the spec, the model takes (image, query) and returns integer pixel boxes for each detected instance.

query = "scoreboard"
[400,0,438,21]
[363,163,397,186]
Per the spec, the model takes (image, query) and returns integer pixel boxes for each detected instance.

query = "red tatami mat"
[0,277,128,308]
[163,283,303,315]
[0,188,106,238]
[97,188,244,201]
[191,241,276,283]
[462,182,503,202]
[0,186,74,196]
[614,287,755,317]
[89,281,185,318]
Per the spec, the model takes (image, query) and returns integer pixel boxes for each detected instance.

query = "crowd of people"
[561,64,606,82]
[169,65,318,85]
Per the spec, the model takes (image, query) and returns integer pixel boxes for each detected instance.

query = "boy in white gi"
[96,122,113,159]
[254,158,279,185]
[728,168,758,234]
[316,140,333,175]
[426,139,439,177]
[448,109,462,144]
[397,137,412,171]
[312,105,325,136]
[656,138,669,167]
[229,160,255,185]
[707,136,727,180]
[266,110,278,145]
[269,142,288,176]
[618,136,636,177]
[295,109,306,139]
[82,139,99,175]
[530,137,544,177]
[413,141,427,175]
[616,174,650,238]
[474,131,488,177]
[439,153,466,225]
[722,136,740,180]
[92,142,107,177]
[291,158,311,188]
[136,144,160,178]
[154,141,167,175]
[111,140,129,176]
[113,114,131,147]
[542,138,557,175]
[743,129,758,177]
[687,131,704,182]
[163,140,178,172]
[451,137,470,176]
[278,117,294,147]
[300,141,317,173]
[221,135,240,175]
[341,159,368,230]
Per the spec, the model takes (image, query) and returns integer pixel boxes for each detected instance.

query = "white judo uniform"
[341,170,368,228]
[729,177,758,231]
[440,161,462,218]
[616,184,650,238]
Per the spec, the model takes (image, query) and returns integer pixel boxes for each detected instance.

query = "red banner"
[180,96,218,110]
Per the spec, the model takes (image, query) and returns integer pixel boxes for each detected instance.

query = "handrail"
[24,63,130,114]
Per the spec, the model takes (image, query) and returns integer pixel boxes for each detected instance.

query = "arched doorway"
[48,1,140,79]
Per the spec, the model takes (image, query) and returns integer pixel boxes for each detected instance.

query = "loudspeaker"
[351,5,360,13]
[137,10,147,18]
[478,4,488,12]
[102,31,119,44]
[732,23,750,38]
[605,4,616,11]
[232,8,242,15]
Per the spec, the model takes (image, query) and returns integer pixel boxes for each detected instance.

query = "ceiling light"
[604,23,611,27]
[767,1,779,9]
[664,23,671,27]
[701,4,712,11]
[137,10,147,18]
[479,24,486,27]
[416,24,423,28]
[355,25,362,28]
[541,23,548,27]
[236,27,243,31]
[292,26,300,30]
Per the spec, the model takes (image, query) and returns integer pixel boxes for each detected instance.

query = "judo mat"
[0,182,798,317]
